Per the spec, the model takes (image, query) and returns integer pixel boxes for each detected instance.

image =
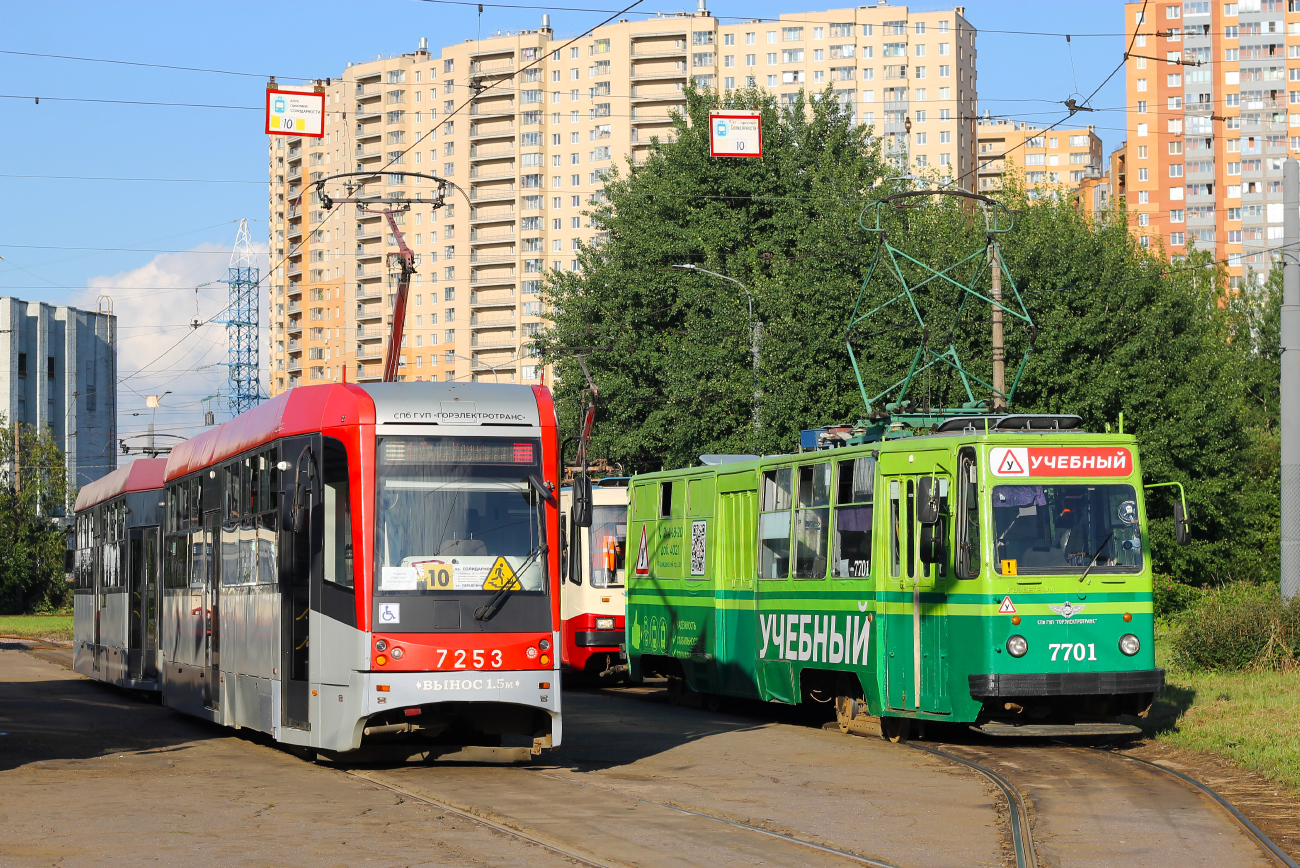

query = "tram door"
[879,456,952,716]
[203,510,221,711]
[127,527,159,680]
[281,436,315,731]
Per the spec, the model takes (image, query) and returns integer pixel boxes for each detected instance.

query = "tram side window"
[889,480,901,578]
[793,463,831,579]
[222,449,281,586]
[833,457,874,578]
[759,467,792,579]
[322,437,354,590]
[956,452,980,579]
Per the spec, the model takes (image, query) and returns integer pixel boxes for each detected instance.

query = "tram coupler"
[599,663,629,679]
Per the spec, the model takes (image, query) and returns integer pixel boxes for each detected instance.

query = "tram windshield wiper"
[1077,532,1114,584]
[474,546,545,621]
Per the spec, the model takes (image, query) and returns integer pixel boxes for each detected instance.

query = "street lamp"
[671,264,762,430]
[145,391,172,455]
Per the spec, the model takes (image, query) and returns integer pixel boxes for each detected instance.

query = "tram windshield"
[991,484,1142,575]
[588,505,627,588]
[375,436,547,595]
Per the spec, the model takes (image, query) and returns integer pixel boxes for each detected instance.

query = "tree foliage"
[539,85,1281,588]
[0,420,73,613]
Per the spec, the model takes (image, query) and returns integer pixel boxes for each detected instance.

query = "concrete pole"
[990,241,1006,412]
[751,320,763,431]
[1281,159,1300,600]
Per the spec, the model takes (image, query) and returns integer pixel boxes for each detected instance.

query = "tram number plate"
[434,648,505,669]
[1048,643,1097,662]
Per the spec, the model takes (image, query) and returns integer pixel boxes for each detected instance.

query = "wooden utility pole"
[989,241,1006,411]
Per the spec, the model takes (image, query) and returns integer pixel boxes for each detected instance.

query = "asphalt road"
[0,646,1282,868]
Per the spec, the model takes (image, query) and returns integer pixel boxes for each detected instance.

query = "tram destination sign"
[709,111,763,158]
[989,446,1133,478]
[265,89,325,138]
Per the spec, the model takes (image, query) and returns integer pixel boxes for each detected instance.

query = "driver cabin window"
[833,456,874,578]
[759,467,792,579]
[956,451,980,578]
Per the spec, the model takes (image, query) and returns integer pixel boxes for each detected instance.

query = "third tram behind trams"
[559,478,629,677]
[72,382,563,758]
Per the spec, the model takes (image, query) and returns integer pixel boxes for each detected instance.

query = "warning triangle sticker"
[998,596,1017,614]
[483,556,518,590]
[634,524,650,575]
[998,451,1025,474]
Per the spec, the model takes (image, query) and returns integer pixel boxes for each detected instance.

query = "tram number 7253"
[1048,643,1098,662]
[436,648,505,669]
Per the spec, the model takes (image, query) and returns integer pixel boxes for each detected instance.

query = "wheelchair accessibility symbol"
[379,603,400,625]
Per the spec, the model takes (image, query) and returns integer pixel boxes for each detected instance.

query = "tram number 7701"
[1048,643,1098,662]
[435,649,504,669]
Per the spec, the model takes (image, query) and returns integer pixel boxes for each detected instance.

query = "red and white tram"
[559,478,629,678]
[73,382,563,759]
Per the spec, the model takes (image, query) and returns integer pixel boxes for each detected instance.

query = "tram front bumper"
[362,668,560,729]
[969,669,1165,698]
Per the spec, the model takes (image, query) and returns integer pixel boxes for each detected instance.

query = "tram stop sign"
[709,111,763,158]
[265,89,325,138]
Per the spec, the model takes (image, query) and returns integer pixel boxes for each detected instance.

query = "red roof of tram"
[164,384,376,482]
[74,458,169,512]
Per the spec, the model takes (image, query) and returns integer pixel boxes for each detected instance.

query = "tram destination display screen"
[375,436,547,599]
[991,484,1142,575]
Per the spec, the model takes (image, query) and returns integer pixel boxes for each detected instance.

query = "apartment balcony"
[470,144,515,162]
[470,228,515,242]
[471,205,517,224]
[357,308,383,322]
[470,59,515,76]
[469,166,517,182]
[356,325,386,338]
[287,224,303,240]
[356,146,382,160]
[470,122,515,140]
[356,265,384,278]
[470,313,515,327]
[470,334,517,349]
[287,360,302,373]
[286,265,302,278]
[287,321,302,337]
[470,187,518,203]
[355,84,381,99]
[630,31,688,43]
[470,253,516,265]
[357,128,382,142]
[469,102,515,120]
[471,288,517,306]
[356,108,382,121]
[630,46,687,59]
[470,271,516,288]
[631,68,687,83]
[357,348,384,361]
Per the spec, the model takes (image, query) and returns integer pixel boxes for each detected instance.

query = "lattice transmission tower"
[222,219,262,416]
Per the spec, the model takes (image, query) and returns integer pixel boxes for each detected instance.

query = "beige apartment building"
[266,3,978,392]
[1124,0,1300,287]
[975,119,1104,194]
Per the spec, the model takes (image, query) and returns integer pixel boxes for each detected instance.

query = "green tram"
[625,414,1182,739]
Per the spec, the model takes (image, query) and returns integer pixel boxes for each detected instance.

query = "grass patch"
[0,613,73,641]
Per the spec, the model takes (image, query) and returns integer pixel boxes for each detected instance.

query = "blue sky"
[0,0,1128,442]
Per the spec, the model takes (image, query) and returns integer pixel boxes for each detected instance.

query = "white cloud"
[85,241,271,448]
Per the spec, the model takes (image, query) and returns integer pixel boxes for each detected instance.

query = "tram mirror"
[63,549,74,571]
[916,477,940,524]
[292,503,307,533]
[1174,499,1190,546]
[919,520,947,564]
[573,474,593,528]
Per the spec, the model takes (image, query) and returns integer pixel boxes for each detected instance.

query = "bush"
[1154,574,1202,620]
[1170,583,1300,671]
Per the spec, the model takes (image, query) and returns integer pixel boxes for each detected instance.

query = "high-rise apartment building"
[975,119,1103,194]
[1125,0,1297,286]
[0,297,117,490]
[266,3,978,393]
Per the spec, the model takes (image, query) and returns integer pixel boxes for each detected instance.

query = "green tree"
[540,85,1282,588]
[0,420,73,613]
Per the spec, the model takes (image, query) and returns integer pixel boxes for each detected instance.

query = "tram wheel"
[835,695,857,733]
[880,716,911,744]
[666,676,686,706]
[703,692,727,713]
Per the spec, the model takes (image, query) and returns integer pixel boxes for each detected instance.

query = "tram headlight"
[595,617,615,631]
[1006,635,1028,658]
[538,638,551,651]
[375,639,388,652]
[1119,634,1141,656]
[391,647,404,660]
